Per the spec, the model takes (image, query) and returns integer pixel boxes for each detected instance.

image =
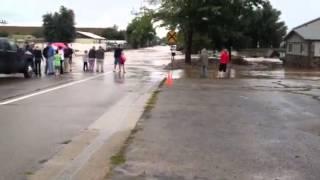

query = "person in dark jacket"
[43,45,49,74]
[88,46,96,72]
[113,45,123,72]
[63,45,72,73]
[69,47,74,72]
[95,46,105,73]
[33,46,43,76]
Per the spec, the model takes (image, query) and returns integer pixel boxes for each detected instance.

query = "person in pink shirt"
[218,48,230,78]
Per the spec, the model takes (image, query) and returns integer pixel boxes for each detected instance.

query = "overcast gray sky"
[269,0,319,29]
[0,0,146,28]
[0,0,319,36]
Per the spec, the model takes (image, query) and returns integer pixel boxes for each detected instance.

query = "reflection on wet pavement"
[165,63,320,104]
[113,72,125,84]
[168,64,320,81]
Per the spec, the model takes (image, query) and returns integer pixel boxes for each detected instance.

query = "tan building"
[72,31,107,53]
[75,31,106,44]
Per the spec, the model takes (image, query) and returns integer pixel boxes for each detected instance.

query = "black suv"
[0,38,34,78]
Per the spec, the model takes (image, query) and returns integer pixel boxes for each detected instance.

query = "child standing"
[83,50,89,72]
[54,50,62,76]
[119,52,126,73]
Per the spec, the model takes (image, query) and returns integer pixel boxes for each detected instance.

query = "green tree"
[42,6,76,43]
[242,1,287,48]
[101,25,126,40]
[150,0,266,63]
[0,31,9,37]
[151,0,208,63]
[126,14,156,48]
[32,28,44,38]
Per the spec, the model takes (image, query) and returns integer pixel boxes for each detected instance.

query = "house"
[285,17,320,68]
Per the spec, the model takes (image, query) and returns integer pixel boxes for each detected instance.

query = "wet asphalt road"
[111,78,320,180]
[1,46,320,180]
[0,46,170,180]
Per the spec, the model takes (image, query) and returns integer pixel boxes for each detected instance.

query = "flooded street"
[0,46,170,180]
[2,0,320,178]
[110,51,320,180]
[0,46,320,180]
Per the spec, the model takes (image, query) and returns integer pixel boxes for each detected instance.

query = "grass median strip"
[110,152,126,166]
[144,90,161,112]
[109,89,161,166]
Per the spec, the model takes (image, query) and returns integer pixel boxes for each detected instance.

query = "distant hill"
[0,26,105,36]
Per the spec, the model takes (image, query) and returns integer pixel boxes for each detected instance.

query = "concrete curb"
[28,81,158,180]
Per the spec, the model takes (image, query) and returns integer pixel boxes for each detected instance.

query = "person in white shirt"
[58,47,65,74]
[83,50,89,72]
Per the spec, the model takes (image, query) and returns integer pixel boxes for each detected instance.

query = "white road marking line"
[0,72,112,106]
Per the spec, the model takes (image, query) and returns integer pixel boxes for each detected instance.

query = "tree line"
[149,0,287,63]
[39,6,157,48]
[8,1,285,59]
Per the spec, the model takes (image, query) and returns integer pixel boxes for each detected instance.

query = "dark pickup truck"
[0,38,34,78]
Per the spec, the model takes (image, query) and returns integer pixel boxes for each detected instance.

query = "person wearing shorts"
[218,48,230,78]
[114,45,123,72]
[219,63,227,72]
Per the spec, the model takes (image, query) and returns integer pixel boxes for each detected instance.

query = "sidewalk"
[109,76,320,180]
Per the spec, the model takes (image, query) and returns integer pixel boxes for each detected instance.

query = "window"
[314,42,320,57]
[0,40,3,50]
[8,41,17,51]
[288,43,293,53]
[3,41,17,51]
[3,42,11,50]
[300,44,304,54]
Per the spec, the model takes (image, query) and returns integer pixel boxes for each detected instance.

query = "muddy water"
[167,64,320,81]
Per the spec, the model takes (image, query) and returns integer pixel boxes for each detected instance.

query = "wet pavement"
[0,46,170,180]
[109,57,320,180]
[166,60,320,81]
[1,46,320,180]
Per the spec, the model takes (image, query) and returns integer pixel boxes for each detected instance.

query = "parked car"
[0,38,34,78]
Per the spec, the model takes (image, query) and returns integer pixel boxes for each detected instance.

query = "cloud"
[2,0,319,36]
[0,0,143,28]
[269,0,320,30]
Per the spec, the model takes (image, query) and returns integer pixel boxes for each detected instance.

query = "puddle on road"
[166,65,320,81]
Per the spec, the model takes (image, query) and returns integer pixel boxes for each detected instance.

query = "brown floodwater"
[167,64,320,81]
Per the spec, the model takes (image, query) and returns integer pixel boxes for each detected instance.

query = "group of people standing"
[84,46,105,73]
[200,48,230,78]
[82,45,126,73]
[27,43,126,77]
[32,43,74,76]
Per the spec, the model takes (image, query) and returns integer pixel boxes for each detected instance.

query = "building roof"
[0,26,106,35]
[76,31,105,40]
[286,17,320,41]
